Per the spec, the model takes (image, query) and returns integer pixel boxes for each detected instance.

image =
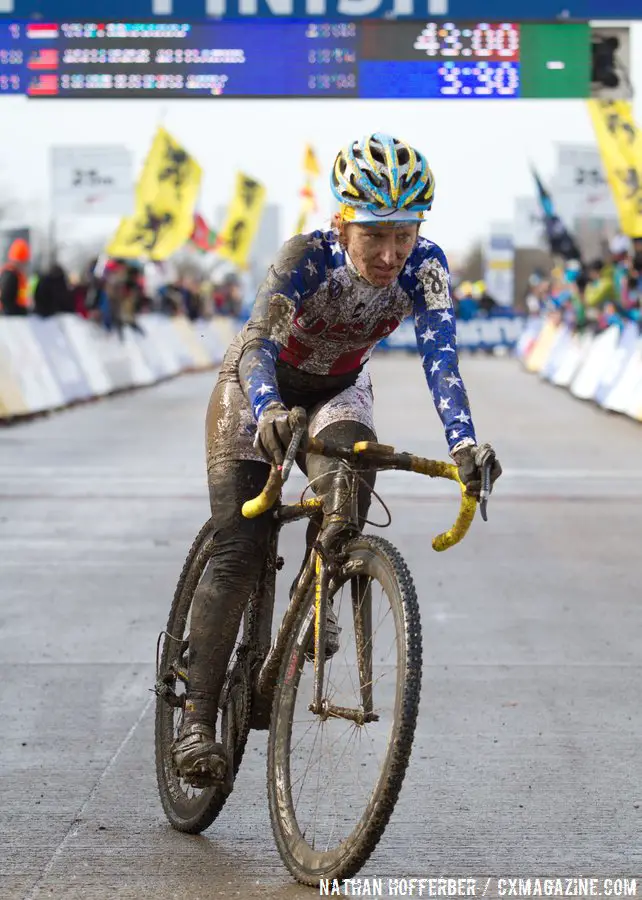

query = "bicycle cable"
[297,464,392,529]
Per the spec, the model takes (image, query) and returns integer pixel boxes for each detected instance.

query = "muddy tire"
[267,534,422,884]
[155,519,252,834]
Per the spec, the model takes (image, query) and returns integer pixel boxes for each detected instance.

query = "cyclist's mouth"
[372,266,397,278]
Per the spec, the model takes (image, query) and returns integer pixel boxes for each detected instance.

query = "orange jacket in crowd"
[0,239,31,316]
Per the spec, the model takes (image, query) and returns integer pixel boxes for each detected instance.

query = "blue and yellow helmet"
[331,133,436,224]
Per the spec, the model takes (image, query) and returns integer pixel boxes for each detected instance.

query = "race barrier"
[0,313,243,421]
[516,315,642,425]
[378,310,527,353]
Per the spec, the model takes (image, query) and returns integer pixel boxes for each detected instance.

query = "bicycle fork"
[309,471,380,726]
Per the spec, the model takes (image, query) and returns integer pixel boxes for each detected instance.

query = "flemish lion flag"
[216,172,266,270]
[587,99,642,238]
[107,126,202,261]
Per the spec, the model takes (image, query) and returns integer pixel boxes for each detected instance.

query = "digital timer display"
[0,20,592,100]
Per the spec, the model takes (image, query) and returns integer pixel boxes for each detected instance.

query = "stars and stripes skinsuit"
[185,229,477,731]
[237,230,476,454]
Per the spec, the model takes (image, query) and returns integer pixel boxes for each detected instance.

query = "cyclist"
[173,133,502,786]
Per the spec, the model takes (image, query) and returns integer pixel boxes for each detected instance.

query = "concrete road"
[1,354,641,900]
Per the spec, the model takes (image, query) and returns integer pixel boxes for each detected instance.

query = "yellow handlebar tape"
[242,466,284,519]
[409,458,477,551]
[241,491,273,519]
[432,492,477,552]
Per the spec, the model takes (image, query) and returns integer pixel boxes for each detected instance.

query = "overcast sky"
[0,20,640,260]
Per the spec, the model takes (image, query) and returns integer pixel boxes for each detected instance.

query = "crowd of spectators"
[524,234,642,334]
[0,239,245,334]
[451,279,501,320]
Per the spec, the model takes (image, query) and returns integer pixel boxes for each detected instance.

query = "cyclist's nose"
[377,241,396,266]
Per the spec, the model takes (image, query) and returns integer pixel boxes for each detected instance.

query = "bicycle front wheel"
[267,534,422,885]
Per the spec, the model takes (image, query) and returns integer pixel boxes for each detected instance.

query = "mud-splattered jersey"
[238,229,476,453]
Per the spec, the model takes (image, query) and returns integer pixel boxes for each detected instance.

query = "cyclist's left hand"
[452,443,502,499]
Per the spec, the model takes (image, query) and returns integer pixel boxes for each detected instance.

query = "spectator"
[159,282,186,316]
[524,275,547,316]
[34,263,74,317]
[454,281,479,321]
[0,238,31,316]
[213,273,243,316]
[584,258,617,309]
[101,258,145,337]
[473,280,499,316]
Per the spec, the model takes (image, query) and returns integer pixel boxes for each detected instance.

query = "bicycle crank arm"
[309,700,380,726]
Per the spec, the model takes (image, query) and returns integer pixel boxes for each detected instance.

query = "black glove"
[255,403,293,466]
[453,442,502,499]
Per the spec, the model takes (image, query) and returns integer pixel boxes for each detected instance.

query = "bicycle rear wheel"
[267,534,422,884]
[154,520,253,834]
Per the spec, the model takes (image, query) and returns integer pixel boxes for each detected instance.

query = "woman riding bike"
[172,132,502,786]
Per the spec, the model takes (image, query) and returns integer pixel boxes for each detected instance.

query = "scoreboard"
[0,19,594,99]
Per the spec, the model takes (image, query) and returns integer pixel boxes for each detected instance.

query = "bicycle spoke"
[289,718,354,793]
[293,715,323,815]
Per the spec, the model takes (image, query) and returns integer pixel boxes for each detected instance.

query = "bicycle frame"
[248,490,346,720]
[245,434,478,728]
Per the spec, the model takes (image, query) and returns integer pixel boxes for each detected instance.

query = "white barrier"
[550,332,593,388]
[603,341,642,414]
[570,326,620,401]
[58,315,113,396]
[517,316,642,426]
[0,318,65,414]
[0,313,242,421]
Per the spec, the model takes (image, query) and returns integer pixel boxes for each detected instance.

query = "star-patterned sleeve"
[238,231,327,421]
[406,241,477,454]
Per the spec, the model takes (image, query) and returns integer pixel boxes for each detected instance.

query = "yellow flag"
[294,209,308,235]
[216,172,266,270]
[587,99,642,237]
[107,127,202,260]
[303,144,321,178]
[295,144,321,234]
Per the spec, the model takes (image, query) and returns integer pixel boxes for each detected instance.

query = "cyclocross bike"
[154,407,491,886]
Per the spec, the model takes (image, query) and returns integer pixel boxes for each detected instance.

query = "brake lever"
[479,461,491,522]
[280,407,307,484]
[476,444,495,524]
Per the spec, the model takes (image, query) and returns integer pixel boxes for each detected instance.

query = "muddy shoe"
[304,604,341,662]
[172,722,228,788]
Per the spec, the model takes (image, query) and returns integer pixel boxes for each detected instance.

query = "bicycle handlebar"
[405,453,477,552]
[241,466,285,520]
[241,426,477,552]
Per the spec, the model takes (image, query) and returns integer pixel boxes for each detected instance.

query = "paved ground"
[1,354,641,900]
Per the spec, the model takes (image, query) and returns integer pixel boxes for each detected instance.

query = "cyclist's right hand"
[452,442,502,499]
[255,402,293,467]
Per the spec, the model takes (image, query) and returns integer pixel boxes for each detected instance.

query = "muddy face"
[338,221,419,287]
